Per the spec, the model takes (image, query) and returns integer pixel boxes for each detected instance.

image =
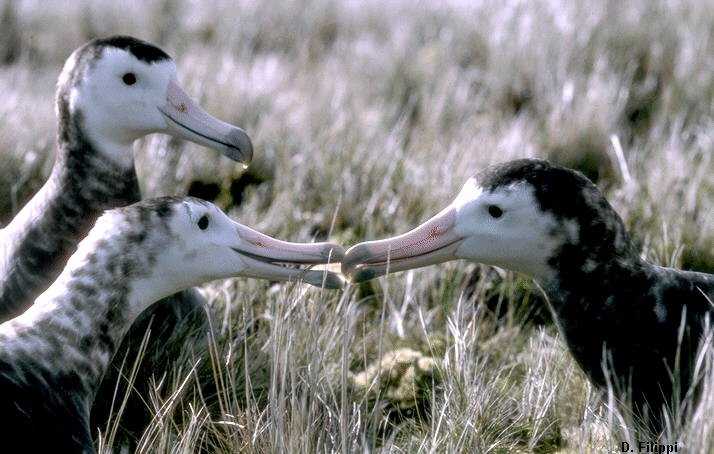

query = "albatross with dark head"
[343,158,714,430]
[0,36,253,444]
[0,196,343,453]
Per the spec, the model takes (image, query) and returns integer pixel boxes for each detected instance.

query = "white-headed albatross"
[0,196,343,453]
[0,36,253,445]
[343,158,714,430]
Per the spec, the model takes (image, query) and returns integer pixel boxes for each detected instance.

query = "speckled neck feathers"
[0,201,177,453]
[0,200,173,404]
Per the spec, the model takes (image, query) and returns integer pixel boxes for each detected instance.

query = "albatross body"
[0,197,342,453]
[0,36,253,443]
[343,159,714,429]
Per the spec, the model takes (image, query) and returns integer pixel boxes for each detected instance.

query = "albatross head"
[342,159,634,284]
[56,36,253,166]
[102,197,345,296]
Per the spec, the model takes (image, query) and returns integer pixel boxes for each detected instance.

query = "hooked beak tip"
[324,244,346,263]
[341,243,370,276]
[225,128,254,164]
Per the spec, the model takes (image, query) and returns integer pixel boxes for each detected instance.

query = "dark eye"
[122,72,137,85]
[197,215,209,230]
[487,205,503,218]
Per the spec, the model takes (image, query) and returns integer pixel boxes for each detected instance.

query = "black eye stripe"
[197,215,209,230]
[488,205,503,218]
[122,72,137,85]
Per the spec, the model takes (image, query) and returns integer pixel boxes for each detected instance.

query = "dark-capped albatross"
[0,36,253,444]
[343,158,714,431]
[0,196,343,453]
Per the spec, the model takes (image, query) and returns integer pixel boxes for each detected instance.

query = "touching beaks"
[341,206,465,283]
[159,79,253,164]
[232,221,345,289]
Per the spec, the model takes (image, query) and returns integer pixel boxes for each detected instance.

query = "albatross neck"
[0,116,141,321]
[0,215,172,399]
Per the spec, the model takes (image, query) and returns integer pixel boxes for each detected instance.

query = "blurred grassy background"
[0,0,712,452]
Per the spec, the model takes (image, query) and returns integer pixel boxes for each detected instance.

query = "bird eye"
[122,72,137,85]
[487,205,503,218]
[197,215,209,230]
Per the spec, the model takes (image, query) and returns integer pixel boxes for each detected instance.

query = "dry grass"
[1,0,712,452]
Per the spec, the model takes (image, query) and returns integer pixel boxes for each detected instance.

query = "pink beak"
[231,222,345,289]
[159,79,253,164]
[342,206,465,282]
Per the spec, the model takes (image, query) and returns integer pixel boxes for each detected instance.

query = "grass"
[1,0,713,452]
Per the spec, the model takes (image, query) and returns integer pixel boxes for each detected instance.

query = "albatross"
[0,196,343,453]
[343,158,714,430]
